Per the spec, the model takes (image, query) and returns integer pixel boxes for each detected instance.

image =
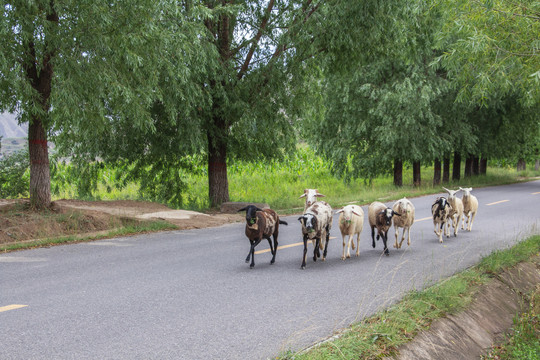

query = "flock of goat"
[239,187,479,269]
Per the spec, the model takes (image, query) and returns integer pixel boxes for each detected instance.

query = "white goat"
[298,201,333,269]
[392,198,415,249]
[336,205,364,260]
[299,188,325,213]
[431,197,451,243]
[459,187,478,231]
[443,187,464,237]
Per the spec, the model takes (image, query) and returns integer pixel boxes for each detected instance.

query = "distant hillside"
[1,113,28,157]
[0,112,27,138]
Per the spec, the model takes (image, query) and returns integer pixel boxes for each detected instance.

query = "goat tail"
[279,220,288,226]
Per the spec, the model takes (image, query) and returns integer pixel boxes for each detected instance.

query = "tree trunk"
[472,156,480,176]
[452,152,461,181]
[21,7,58,209]
[480,158,488,175]
[535,160,539,171]
[207,126,230,208]
[413,161,421,187]
[442,157,450,183]
[464,156,473,177]
[28,117,51,209]
[393,159,403,187]
[433,159,441,185]
[517,158,526,171]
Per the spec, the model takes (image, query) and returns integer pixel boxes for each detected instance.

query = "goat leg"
[301,235,308,270]
[322,229,330,261]
[382,232,389,256]
[249,238,262,269]
[313,238,320,262]
[270,236,278,264]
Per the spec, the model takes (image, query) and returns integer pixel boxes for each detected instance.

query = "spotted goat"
[298,200,333,269]
[299,188,326,213]
[431,197,451,243]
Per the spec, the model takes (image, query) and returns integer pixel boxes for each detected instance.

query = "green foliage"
[483,286,540,360]
[434,0,540,106]
[478,236,540,275]
[0,148,30,198]
[48,145,540,212]
[305,1,457,181]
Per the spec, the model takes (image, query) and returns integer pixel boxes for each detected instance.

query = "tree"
[0,0,188,208]
[435,0,540,107]
[58,1,326,208]
[305,1,450,186]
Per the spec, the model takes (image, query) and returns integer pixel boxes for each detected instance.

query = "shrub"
[0,148,30,198]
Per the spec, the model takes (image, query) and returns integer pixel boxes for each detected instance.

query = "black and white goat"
[238,205,288,268]
[298,201,333,269]
[368,201,401,256]
[431,197,451,243]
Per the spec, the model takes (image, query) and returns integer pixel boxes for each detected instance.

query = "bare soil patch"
[0,199,243,246]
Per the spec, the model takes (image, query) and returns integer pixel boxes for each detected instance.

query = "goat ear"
[335,209,343,214]
[237,207,247,212]
[297,216,304,223]
[352,210,362,217]
[299,193,307,199]
[255,207,264,212]
[393,211,403,217]
[442,187,450,193]
[315,193,325,197]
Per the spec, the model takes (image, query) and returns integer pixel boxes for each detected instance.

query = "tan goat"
[459,187,478,231]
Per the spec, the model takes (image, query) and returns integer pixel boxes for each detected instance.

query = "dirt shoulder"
[0,199,244,246]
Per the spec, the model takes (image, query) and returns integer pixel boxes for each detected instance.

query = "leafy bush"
[0,148,30,198]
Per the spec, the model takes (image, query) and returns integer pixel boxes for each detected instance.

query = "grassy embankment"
[0,202,176,252]
[52,146,540,212]
[278,235,540,359]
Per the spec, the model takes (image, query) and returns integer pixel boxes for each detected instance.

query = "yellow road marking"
[486,200,510,206]
[255,237,337,254]
[532,192,540,195]
[0,304,27,313]
[414,216,432,223]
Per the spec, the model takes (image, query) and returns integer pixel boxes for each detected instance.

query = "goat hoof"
[341,257,345,260]
[301,266,305,270]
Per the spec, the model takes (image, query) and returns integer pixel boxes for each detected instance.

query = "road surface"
[1,180,539,359]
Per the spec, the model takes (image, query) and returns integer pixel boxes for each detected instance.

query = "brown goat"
[239,205,288,268]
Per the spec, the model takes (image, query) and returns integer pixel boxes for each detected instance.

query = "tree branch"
[237,0,275,80]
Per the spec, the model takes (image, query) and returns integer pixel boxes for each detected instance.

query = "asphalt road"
[1,180,539,360]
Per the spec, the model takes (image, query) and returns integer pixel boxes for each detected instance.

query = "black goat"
[238,205,288,268]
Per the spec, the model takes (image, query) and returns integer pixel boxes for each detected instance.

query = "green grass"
[482,286,540,360]
[49,146,540,212]
[278,236,540,360]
